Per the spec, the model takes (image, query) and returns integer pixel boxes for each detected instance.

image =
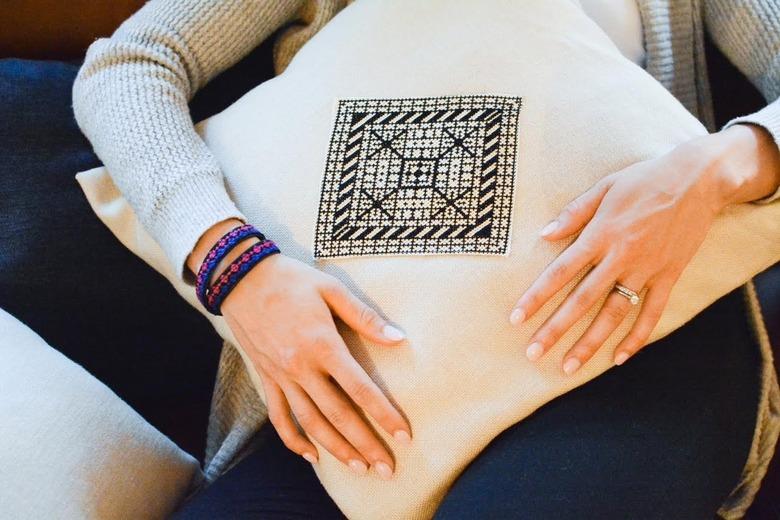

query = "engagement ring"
[614,283,641,305]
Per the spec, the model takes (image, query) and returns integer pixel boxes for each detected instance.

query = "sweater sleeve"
[703,0,780,204]
[72,0,305,284]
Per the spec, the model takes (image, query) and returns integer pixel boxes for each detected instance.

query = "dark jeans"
[0,55,762,519]
[173,287,760,520]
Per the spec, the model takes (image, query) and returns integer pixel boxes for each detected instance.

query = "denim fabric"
[174,287,759,520]
[433,287,759,519]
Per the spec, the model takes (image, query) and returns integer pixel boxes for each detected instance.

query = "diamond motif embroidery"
[313,96,522,258]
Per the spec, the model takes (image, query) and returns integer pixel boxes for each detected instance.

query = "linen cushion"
[75,0,780,518]
[0,307,201,520]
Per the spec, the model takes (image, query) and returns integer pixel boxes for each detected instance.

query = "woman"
[72,0,780,517]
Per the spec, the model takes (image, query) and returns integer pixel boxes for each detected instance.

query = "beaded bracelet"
[205,239,281,315]
[195,224,265,311]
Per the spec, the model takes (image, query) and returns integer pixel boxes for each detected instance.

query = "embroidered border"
[313,95,521,258]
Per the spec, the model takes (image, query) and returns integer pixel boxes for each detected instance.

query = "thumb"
[540,177,612,240]
[319,277,407,345]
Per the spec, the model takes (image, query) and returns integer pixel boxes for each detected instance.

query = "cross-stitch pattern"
[313,96,521,258]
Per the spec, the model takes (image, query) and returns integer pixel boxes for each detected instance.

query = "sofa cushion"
[0,307,202,519]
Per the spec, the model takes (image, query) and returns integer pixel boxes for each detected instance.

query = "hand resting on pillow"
[187,218,413,479]
[512,123,780,373]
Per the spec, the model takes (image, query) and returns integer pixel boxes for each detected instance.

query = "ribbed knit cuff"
[149,172,247,286]
[723,99,780,204]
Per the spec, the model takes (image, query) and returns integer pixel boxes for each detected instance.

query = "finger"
[321,335,412,445]
[262,370,319,464]
[612,277,675,365]
[525,258,618,364]
[283,380,371,476]
[510,240,596,326]
[539,177,612,240]
[229,321,321,463]
[562,273,649,374]
[302,373,396,480]
[320,276,406,345]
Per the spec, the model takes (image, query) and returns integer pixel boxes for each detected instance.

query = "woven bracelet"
[195,224,265,311]
[205,239,281,315]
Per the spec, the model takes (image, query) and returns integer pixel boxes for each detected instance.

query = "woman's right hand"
[188,221,411,480]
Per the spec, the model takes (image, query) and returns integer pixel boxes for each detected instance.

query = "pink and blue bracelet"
[206,239,280,314]
[195,223,280,316]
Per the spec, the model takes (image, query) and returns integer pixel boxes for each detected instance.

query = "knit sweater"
[72,0,780,285]
[72,1,780,517]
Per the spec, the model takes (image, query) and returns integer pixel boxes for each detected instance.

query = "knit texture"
[71,1,780,517]
[72,0,780,283]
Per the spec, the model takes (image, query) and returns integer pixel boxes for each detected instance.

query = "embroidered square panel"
[313,96,521,258]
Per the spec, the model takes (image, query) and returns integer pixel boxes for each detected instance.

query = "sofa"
[0,2,777,517]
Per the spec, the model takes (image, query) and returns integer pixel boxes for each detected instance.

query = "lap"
[172,422,346,519]
[176,287,760,519]
[434,286,760,519]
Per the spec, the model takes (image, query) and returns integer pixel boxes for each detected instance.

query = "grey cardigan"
[72,1,780,517]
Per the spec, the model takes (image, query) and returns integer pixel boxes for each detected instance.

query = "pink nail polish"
[348,459,368,475]
[563,358,581,375]
[382,324,406,341]
[393,429,412,446]
[509,308,525,326]
[526,341,544,361]
[540,220,559,236]
[374,461,393,480]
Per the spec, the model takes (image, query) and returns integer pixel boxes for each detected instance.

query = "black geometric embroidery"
[313,96,521,258]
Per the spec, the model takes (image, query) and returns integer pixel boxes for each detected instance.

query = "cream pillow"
[76,0,780,518]
[0,307,201,520]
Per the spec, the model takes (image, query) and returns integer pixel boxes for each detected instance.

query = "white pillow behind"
[0,307,201,520]
[76,0,780,518]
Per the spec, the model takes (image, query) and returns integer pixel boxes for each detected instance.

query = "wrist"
[702,124,780,211]
[186,218,247,276]
[189,220,280,315]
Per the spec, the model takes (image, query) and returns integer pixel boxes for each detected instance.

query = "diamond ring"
[614,283,641,305]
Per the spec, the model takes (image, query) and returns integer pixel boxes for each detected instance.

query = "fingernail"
[614,352,630,365]
[393,429,412,446]
[540,220,559,237]
[526,341,544,361]
[563,358,581,375]
[382,324,406,342]
[348,459,368,475]
[509,308,525,326]
[302,452,318,464]
[374,461,393,480]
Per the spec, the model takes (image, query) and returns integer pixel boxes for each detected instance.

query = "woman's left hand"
[509,124,780,375]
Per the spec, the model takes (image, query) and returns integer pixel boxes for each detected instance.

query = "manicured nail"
[302,452,318,464]
[382,324,406,341]
[526,341,544,361]
[540,220,559,237]
[509,308,525,326]
[348,459,368,475]
[393,429,412,446]
[563,358,581,375]
[614,352,630,365]
[374,461,393,480]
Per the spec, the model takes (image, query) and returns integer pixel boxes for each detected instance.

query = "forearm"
[73,0,304,282]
